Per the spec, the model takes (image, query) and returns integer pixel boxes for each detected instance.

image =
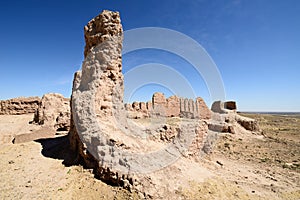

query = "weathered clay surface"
[34,93,70,131]
[152,92,167,116]
[235,114,260,132]
[209,100,260,133]
[211,100,227,114]
[0,97,40,115]
[166,95,180,117]
[196,97,212,119]
[70,9,129,184]
[84,10,123,58]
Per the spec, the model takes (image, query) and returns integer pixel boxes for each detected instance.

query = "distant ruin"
[33,93,70,132]
[125,92,211,120]
[0,97,40,115]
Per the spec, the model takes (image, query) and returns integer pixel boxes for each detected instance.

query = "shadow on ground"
[35,135,78,167]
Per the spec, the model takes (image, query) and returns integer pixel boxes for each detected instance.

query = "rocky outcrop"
[0,97,40,115]
[125,93,212,120]
[34,93,70,131]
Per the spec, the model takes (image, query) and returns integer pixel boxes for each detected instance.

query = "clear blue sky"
[0,0,299,112]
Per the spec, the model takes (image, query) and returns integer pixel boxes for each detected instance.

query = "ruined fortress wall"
[0,97,40,115]
[125,92,212,120]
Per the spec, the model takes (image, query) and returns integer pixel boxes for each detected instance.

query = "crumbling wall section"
[33,93,70,131]
[125,93,212,120]
[0,97,40,115]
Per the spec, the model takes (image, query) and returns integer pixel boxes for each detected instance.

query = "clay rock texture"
[84,10,123,58]
[0,97,40,115]
[209,100,261,133]
[125,93,212,120]
[70,9,126,177]
[211,101,226,114]
[34,93,70,131]
[84,10,123,118]
[166,95,180,117]
[195,97,212,120]
[152,92,167,116]
[211,100,237,113]
[235,114,260,132]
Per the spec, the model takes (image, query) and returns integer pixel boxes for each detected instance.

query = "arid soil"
[203,113,300,200]
[0,113,299,199]
[0,114,139,200]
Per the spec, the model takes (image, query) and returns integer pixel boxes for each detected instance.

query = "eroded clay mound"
[34,93,70,131]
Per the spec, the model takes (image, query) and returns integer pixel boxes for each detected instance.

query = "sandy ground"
[0,113,299,199]
[0,114,138,200]
[0,114,41,144]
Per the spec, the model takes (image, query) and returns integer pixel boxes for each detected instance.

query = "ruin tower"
[69,10,126,172]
